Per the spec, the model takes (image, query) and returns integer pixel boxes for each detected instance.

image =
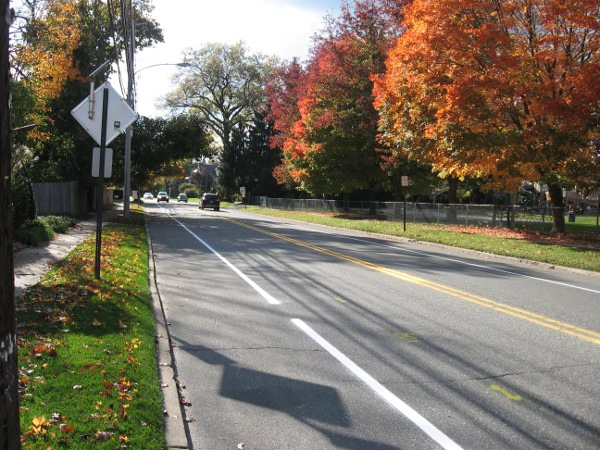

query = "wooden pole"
[0,1,22,447]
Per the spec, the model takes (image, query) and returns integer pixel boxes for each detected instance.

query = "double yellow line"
[227,218,600,346]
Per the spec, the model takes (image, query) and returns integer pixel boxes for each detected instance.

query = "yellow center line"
[226,218,600,346]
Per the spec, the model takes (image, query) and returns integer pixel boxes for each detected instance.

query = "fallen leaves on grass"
[445,224,600,249]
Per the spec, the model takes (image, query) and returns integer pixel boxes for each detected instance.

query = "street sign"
[240,186,246,196]
[92,147,112,178]
[71,81,137,146]
[401,176,409,187]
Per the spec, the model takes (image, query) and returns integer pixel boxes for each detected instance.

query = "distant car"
[177,193,188,203]
[143,192,154,200]
[200,193,220,211]
[157,191,169,202]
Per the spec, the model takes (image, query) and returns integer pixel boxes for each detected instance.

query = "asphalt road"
[144,200,600,450]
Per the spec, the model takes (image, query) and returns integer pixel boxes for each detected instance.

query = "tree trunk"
[343,192,349,212]
[0,1,22,447]
[547,183,566,233]
[447,177,459,223]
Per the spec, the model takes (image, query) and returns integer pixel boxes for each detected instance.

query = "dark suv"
[200,193,220,211]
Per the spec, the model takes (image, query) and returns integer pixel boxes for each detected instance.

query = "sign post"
[94,88,109,278]
[71,81,137,279]
[401,176,409,232]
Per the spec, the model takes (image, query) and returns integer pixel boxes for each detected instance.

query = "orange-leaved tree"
[374,0,600,232]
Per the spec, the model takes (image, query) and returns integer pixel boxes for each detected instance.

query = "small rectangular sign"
[92,147,113,178]
[401,176,409,187]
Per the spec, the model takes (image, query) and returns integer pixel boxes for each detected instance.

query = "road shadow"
[186,343,402,449]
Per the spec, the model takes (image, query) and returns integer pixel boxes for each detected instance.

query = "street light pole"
[123,18,135,220]
[122,56,191,219]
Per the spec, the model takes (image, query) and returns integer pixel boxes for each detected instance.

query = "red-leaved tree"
[267,0,407,200]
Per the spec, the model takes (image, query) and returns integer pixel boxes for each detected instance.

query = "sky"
[112,0,342,117]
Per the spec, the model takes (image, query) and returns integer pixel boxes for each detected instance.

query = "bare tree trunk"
[0,1,22,448]
[447,176,459,223]
[548,183,566,233]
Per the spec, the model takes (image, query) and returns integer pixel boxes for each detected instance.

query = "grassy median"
[244,207,600,272]
[17,208,165,449]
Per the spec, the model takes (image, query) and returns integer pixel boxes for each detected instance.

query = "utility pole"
[0,0,22,447]
[123,11,135,220]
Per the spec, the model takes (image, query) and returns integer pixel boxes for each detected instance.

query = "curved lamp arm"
[134,62,191,76]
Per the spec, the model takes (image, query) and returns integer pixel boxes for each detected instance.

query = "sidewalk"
[14,220,96,298]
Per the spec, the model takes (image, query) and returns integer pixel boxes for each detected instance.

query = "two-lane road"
[144,201,600,449]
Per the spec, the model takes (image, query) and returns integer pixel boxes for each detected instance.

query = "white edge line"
[168,213,281,305]
[291,318,464,450]
[336,235,600,295]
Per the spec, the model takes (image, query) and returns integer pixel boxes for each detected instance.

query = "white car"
[143,192,154,200]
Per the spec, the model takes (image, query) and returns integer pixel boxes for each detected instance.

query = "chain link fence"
[251,196,589,230]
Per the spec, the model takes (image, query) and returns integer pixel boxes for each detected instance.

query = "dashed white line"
[292,318,464,450]
[168,214,281,305]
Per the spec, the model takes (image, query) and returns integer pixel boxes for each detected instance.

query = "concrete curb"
[146,227,190,449]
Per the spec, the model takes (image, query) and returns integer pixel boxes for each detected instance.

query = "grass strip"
[17,213,165,449]
[244,207,600,272]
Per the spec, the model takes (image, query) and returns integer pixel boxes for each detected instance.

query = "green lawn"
[18,208,165,449]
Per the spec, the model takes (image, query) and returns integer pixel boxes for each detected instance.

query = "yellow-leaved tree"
[12,0,82,139]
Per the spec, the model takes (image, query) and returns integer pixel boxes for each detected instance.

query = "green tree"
[124,115,211,193]
[229,110,285,198]
[164,41,272,199]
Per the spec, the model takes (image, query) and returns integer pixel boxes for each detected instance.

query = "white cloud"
[120,0,339,117]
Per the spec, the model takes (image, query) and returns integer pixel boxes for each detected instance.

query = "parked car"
[157,191,169,202]
[177,193,188,203]
[143,192,153,200]
[200,193,220,211]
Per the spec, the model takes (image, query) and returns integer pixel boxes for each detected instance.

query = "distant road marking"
[292,318,464,450]
[228,219,600,346]
[394,331,421,343]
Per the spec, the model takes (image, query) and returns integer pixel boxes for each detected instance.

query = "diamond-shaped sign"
[71,81,138,146]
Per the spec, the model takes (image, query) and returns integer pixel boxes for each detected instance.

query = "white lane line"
[168,214,281,305]
[336,235,600,295]
[292,318,464,450]
[274,219,599,295]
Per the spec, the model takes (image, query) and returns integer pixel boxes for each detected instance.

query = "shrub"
[14,220,54,246]
[42,215,77,233]
[179,182,199,199]
[15,216,76,246]
[11,171,36,229]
